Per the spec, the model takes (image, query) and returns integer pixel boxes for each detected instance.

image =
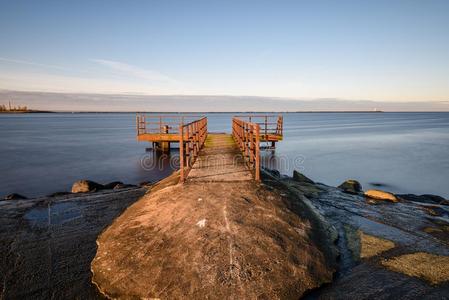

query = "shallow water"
[1,112,448,198]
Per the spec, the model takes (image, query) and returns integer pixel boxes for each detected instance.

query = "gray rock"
[4,193,28,200]
[292,170,314,184]
[71,180,104,193]
[338,179,363,194]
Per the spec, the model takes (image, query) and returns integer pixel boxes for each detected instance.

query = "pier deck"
[187,133,253,182]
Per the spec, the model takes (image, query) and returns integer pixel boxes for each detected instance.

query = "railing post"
[243,123,248,158]
[280,115,283,135]
[179,125,184,182]
[265,115,268,136]
[255,124,260,181]
[249,125,254,163]
[159,116,162,133]
[193,122,198,157]
[186,125,190,167]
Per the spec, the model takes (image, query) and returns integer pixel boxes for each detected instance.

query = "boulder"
[4,193,28,200]
[364,189,398,203]
[293,170,314,184]
[103,181,123,190]
[91,178,336,299]
[71,180,104,193]
[338,179,363,194]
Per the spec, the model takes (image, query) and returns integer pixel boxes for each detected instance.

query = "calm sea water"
[1,112,448,198]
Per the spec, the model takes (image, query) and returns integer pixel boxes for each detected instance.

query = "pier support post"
[156,125,171,152]
[160,142,171,152]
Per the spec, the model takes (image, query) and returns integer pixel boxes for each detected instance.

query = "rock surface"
[3,193,28,200]
[263,167,281,178]
[289,178,449,299]
[359,231,395,258]
[91,175,336,299]
[293,170,314,184]
[338,179,362,194]
[139,181,153,187]
[365,189,399,202]
[0,187,146,299]
[71,180,104,193]
[113,183,137,190]
[382,252,449,285]
[46,191,72,197]
[103,181,123,189]
[398,194,448,205]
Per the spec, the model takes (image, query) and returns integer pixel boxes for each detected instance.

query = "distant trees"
[0,101,29,111]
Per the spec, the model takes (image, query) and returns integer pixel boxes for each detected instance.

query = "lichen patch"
[382,252,449,285]
[359,231,395,258]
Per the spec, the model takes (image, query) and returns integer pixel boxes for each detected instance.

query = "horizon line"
[1,88,448,104]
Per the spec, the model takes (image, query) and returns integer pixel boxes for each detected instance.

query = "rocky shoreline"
[264,169,449,299]
[1,170,448,299]
[3,179,153,201]
[0,186,148,299]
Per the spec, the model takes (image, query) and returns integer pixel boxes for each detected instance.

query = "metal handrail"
[232,117,260,181]
[179,117,208,182]
[233,114,283,137]
[136,114,204,135]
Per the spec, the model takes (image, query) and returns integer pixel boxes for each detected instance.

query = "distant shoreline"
[59,110,386,113]
[0,110,54,114]
[2,110,387,114]
[4,110,449,114]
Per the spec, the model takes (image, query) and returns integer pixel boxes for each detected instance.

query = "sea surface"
[1,112,448,198]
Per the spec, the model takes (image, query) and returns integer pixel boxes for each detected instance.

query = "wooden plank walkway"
[187,134,253,182]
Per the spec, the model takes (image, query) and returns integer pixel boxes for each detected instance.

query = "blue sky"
[1,0,449,103]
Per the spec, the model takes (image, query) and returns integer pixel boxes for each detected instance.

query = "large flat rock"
[91,178,335,298]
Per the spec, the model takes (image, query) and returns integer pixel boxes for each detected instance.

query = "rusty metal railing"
[232,117,260,181]
[179,117,208,182]
[234,114,283,137]
[136,114,204,136]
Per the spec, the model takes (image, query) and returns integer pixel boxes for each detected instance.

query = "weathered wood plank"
[187,134,253,182]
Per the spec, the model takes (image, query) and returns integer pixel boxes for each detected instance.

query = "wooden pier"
[136,114,283,182]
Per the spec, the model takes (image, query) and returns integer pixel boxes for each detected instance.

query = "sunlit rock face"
[91,176,337,299]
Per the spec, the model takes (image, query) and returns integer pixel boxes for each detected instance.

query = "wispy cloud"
[0,57,188,94]
[0,57,74,72]
[91,59,176,83]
